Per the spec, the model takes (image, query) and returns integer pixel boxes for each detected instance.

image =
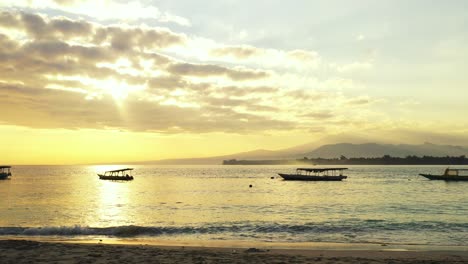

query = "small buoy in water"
[249,184,253,188]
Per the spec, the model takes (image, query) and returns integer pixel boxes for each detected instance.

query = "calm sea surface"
[0,165,467,246]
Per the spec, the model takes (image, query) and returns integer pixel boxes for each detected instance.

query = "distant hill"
[133,142,468,165]
[134,149,287,165]
[302,142,468,159]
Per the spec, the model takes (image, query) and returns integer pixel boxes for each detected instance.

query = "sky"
[1,0,468,164]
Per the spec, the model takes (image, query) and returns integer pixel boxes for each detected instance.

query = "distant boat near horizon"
[0,166,12,180]
[419,168,468,181]
[278,167,348,181]
[98,168,134,181]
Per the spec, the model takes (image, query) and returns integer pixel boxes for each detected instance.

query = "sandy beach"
[0,239,467,264]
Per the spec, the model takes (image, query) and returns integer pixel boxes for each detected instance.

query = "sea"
[0,165,467,248]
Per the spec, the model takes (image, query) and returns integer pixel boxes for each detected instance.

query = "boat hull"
[278,173,347,181]
[0,172,11,180]
[419,174,468,181]
[98,174,133,181]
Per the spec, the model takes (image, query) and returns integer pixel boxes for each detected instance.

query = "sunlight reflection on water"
[0,165,467,245]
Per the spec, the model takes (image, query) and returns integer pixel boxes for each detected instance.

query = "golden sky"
[1,1,467,164]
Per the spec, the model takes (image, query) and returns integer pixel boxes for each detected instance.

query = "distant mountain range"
[135,142,468,165]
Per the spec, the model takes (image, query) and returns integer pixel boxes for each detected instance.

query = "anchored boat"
[98,168,134,181]
[278,167,348,181]
[0,166,12,180]
[419,168,468,181]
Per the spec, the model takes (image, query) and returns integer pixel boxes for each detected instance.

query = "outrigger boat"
[98,168,134,181]
[419,168,468,181]
[0,166,12,180]
[278,167,348,181]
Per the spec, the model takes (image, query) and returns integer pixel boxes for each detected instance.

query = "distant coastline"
[223,155,468,165]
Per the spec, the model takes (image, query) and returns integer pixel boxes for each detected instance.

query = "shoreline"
[1,239,467,264]
[5,235,468,251]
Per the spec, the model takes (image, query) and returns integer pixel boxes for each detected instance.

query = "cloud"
[212,85,278,97]
[287,49,319,62]
[0,11,187,50]
[207,45,321,71]
[167,62,269,81]
[105,26,187,51]
[300,111,335,120]
[346,96,373,106]
[0,10,385,137]
[52,0,78,5]
[335,61,373,73]
[0,34,120,87]
[0,12,92,40]
[0,83,294,133]
[286,89,328,101]
[0,0,191,26]
[147,75,187,90]
[210,45,262,59]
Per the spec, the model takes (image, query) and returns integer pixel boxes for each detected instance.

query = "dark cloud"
[0,12,21,28]
[0,33,19,52]
[140,51,172,65]
[20,12,48,39]
[23,40,112,62]
[95,26,186,52]
[147,75,187,90]
[0,34,120,86]
[49,17,93,37]
[11,12,92,40]
[0,11,186,49]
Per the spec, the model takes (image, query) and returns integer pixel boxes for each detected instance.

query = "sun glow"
[103,79,130,100]
[44,75,146,101]
[94,78,146,101]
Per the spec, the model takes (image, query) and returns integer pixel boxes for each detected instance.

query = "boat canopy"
[105,168,134,173]
[445,168,468,176]
[0,166,11,169]
[297,168,348,172]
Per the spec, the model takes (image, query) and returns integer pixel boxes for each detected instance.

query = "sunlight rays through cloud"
[1,0,467,165]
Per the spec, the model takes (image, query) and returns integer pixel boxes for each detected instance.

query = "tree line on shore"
[222,155,468,165]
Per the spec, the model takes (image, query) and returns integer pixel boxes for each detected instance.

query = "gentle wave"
[1,220,467,244]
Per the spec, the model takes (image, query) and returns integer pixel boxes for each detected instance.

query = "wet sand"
[1,239,467,263]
